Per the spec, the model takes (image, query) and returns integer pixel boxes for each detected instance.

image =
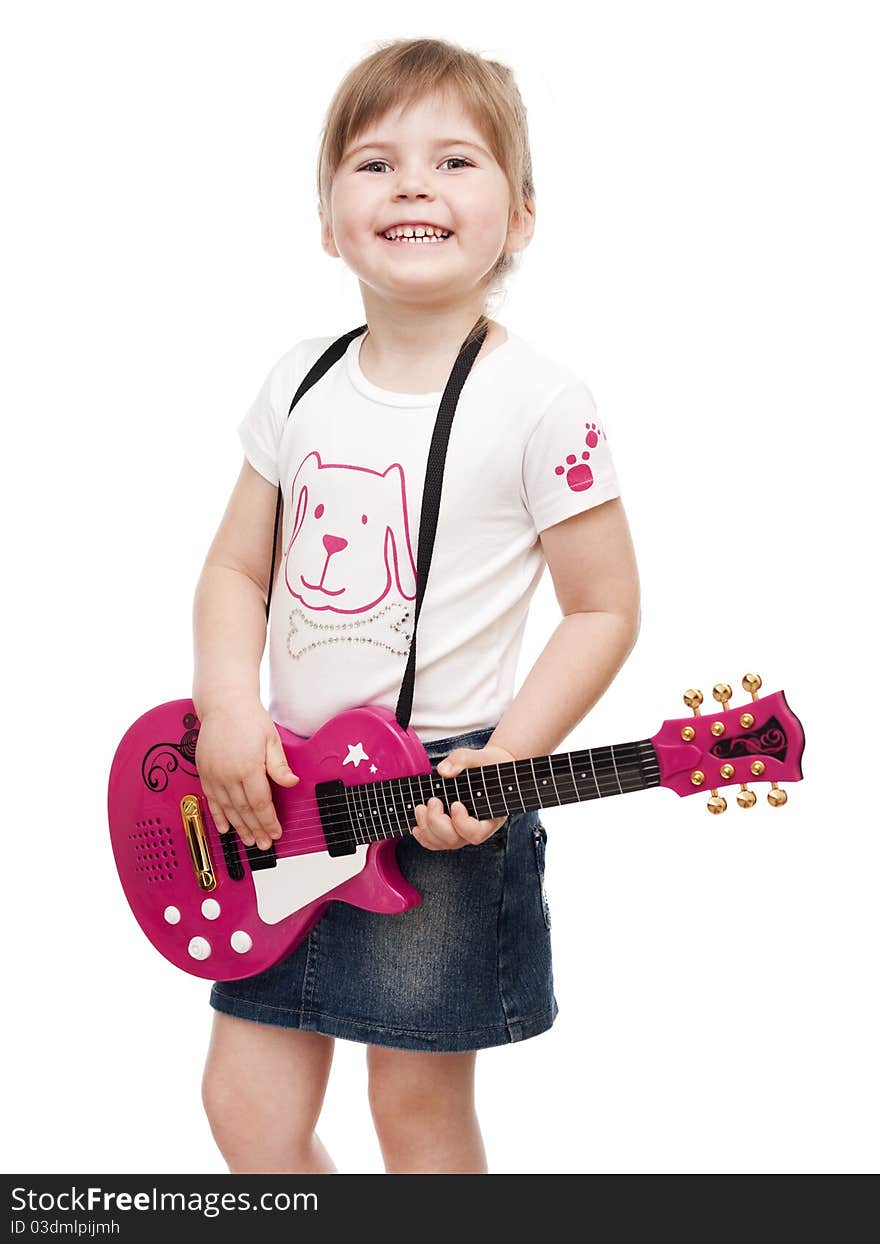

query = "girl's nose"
[393,173,434,198]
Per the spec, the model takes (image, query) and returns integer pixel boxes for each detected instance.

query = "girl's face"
[321,90,529,304]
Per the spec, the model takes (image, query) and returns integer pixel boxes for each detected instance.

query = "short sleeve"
[521,379,621,534]
[237,365,285,486]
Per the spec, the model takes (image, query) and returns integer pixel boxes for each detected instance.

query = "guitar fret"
[377,782,392,838]
[462,769,475,817]
[549,752,577,804]
[405,776,420,831]
[495,761,527,813]
[396,777,411,832]
[464,769,490,821]
[386,779,404,836]
[513,760,529,811]
[602,746,622,796]
[531,756,561,808]
[566,752,583,803]
[592,746,627,797]
[451,772,464,813]
[639,742,662,785]
[501,759,527,809]
[406,776,419,824]
[342,785,357,843]
[609,744,624,795]
[577,751,599,801]
[409,774,429,832]
[546,755,563,805]
[527,758,541,807]
[568,750,593,800]
[353,781,367,840]
[489,764,510,816]
[588,748,601,798]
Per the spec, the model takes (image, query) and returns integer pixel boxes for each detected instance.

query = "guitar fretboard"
[342,739,661,844]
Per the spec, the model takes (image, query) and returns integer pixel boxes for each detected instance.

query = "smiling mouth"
[377,232,454,246]
[300,575,344,595]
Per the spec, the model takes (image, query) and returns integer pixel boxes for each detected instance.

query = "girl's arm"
[415,497,640,850]
[191,459,298,850]
[487,496,641,761]
[192,459,281,717]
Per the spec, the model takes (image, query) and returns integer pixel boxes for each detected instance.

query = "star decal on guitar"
[369,764,378,773]
[343,742,370,768]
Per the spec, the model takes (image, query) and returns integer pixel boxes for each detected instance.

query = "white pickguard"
[252,845,370,925]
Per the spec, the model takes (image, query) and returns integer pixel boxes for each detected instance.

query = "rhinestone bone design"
[285,603,413,661]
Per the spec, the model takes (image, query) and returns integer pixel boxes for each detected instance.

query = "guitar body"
[107,701,426,980]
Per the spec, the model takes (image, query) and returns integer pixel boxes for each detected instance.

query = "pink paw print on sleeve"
[554,421,606,492]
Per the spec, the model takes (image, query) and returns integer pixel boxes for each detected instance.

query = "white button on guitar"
[201,899,221,920]
[230,930,253,954]
[187,937,211,960]
[163,906,181,924]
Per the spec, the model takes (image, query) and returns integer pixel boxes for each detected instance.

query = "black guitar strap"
[264,315,489,732]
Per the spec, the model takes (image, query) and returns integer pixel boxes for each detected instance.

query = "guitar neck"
[348,739,662,843]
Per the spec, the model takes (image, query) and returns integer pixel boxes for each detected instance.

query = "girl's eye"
[357,157,473,173]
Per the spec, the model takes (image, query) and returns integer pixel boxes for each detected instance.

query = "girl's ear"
[318,205,339,257]
[506,200,535,255]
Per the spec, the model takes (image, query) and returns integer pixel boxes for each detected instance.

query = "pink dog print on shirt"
[283,450,418,617]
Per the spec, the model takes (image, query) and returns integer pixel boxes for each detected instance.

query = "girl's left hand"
[411,744,516,851]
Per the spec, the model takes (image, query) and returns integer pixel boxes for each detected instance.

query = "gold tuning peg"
[767,782,788,807]
[707,790,727,814]
[684,688,703,715]
[742,673,762,701]
[713,683,733,711]
[737,783,757,808]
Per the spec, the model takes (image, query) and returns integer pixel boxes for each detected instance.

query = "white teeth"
[382,225,451,242]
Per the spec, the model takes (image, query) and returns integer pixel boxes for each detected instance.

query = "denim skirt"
[209,724,558,1052]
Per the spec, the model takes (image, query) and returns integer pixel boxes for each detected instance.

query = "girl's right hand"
[194,699,300,851]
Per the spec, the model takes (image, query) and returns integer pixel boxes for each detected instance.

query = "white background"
[3,1,877,1175]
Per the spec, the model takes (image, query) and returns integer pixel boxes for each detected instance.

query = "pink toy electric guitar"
[107,672,804,981]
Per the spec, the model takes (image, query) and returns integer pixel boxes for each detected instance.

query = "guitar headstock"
[650,673,805,812]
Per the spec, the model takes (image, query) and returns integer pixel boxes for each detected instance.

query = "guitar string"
[144,747,661,858]
[141,743,658,851]
[153,765,656,867]
[245,768,656,861]
[137,756,660,863]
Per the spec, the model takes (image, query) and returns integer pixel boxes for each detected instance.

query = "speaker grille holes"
[129,819,179,883]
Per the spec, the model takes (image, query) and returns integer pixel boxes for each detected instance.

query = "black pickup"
[244,840,277,871]
[315,779,358,857]
[219,829,245,880]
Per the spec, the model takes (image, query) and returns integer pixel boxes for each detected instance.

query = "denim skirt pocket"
[532,820,551,931]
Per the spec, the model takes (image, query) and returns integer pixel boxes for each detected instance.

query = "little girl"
[193,36,640,1175]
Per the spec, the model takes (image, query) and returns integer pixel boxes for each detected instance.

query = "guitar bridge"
[180,794,217,891]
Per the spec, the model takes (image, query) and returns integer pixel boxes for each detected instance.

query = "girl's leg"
[202,1012,336,1174]
[367,1046,487,1174]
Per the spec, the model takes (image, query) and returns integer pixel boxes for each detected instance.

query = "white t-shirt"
[238,327,621,743]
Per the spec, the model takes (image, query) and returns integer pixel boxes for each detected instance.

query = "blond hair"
[316,37,535,338]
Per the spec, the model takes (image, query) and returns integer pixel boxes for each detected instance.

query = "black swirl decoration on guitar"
[141,712,201,791]
[711,715,787,761]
